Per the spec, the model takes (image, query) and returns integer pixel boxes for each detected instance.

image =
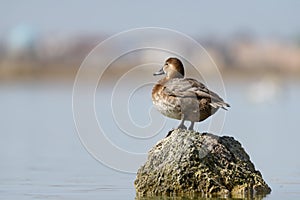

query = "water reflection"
[135,193,268,200]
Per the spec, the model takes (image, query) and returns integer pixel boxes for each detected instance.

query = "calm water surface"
[0,79,299,199]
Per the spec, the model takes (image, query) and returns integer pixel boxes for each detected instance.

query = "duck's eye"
[165,63,168,66]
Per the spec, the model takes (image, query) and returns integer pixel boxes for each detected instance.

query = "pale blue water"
[0,79,299,199]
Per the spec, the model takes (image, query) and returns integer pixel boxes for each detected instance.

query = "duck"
[152,57,230,131]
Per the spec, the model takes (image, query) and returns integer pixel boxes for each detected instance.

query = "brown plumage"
[152,57,230,130]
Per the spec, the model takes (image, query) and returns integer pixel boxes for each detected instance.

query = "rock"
[134,129,271,198]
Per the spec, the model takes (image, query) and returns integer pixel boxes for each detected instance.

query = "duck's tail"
[210,101,230,110]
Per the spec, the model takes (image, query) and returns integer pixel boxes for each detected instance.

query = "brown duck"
[152,57,230,130]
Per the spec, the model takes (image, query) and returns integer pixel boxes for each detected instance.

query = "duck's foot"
[165,129,175,137]
[177,124,187,130]
[177,117,187,130]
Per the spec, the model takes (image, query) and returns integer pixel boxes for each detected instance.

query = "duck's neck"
[168,72,184,79]
[158,77,169,85]
[158,73,184,84]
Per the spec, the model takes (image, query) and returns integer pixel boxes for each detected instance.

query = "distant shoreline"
[1,63,299,83]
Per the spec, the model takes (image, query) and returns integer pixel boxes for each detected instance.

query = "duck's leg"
[188,121,195,131]
[177,115,187,129]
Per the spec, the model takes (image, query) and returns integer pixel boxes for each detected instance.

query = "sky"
[1,0,300,39]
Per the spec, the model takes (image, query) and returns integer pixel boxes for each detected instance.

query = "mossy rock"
[134,129,271,198]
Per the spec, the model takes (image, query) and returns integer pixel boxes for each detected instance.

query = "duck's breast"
[152,84,182,120]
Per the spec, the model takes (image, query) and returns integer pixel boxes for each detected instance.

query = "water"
[0,79,299,199]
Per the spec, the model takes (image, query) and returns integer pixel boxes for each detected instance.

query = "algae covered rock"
[134,129,271,198]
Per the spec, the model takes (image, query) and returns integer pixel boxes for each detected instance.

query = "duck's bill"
[153,68,165,76]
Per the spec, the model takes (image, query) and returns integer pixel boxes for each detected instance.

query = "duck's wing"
[164,78,230,110]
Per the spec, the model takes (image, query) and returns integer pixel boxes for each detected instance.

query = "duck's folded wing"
[164,78,230,109]
[164,78,212,98]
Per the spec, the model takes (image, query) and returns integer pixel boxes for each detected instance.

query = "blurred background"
[1,1,300,199]
[1,1,300,80]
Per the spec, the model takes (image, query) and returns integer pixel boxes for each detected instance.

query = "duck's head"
[154,57,185,79]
